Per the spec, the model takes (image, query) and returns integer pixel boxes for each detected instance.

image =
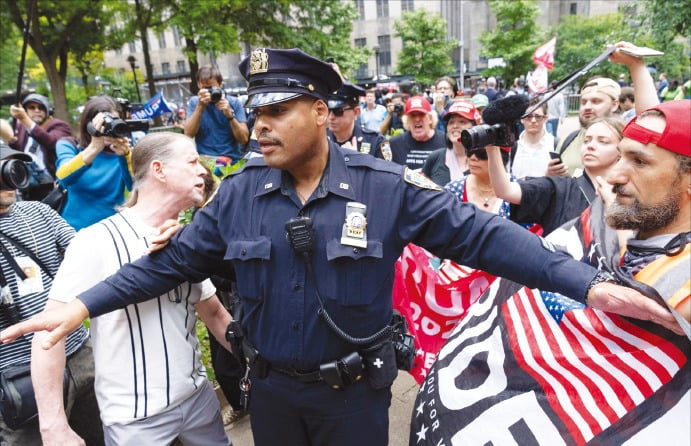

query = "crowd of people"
[0,40,688,446]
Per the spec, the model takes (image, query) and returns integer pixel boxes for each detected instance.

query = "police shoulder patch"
[403,167,441,190]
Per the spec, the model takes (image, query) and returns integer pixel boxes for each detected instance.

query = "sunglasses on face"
[523,114,546,121]
[329,106,354,117]
[465,148,488,160]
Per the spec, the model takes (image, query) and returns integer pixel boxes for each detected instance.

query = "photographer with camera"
[55,96,133,230]
[185,65,249,164]
[379,93,405,137]
[0,94,72,201]
[0,143,104,446]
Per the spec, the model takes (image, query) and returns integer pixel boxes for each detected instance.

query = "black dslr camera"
[0,145,30,190]
[460,95,529,149]
[87,112,149,138]
[393,103,404,115]
[208,86,224,103]
[461,122,517,149]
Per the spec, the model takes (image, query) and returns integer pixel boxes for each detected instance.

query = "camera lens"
[0,159,30,190]
[209,87,223,103]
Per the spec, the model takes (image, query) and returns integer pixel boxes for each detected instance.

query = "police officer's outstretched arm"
[1,182,231,349]
[399,180,681,334]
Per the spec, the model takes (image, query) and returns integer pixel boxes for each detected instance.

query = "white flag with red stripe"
[533,35,557,70]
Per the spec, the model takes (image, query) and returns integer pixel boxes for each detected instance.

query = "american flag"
[411,279,690,445]
[505,288,687,445]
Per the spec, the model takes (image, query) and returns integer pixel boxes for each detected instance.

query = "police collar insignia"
[381,141,392,161]
[341,202,368,248]
[360,142,371,154]
[403,168,441,191]
[249,48,269,75]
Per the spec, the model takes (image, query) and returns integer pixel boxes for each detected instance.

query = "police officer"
[327,81,392,161]
[1,48,681,446]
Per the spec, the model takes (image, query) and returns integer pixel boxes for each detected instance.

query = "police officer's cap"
[240,48,342,108]
[327,82,365,109]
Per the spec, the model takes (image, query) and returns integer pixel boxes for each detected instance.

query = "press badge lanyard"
[0,232,54,281]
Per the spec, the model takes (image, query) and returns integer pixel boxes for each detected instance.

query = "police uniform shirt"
[327,126,388,160]
[78,140,599,372]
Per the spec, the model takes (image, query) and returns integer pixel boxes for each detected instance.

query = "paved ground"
[223,116,581,445]
[224,372,419,446]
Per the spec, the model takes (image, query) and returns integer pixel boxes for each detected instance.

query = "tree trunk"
[185,37,199,95]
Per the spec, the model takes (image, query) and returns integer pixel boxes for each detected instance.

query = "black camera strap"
[0,231,54,280]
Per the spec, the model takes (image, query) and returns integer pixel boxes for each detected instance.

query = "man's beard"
[605,182,681,232]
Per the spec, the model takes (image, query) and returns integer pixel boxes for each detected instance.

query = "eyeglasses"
[465,148,488,160]
[329,107,354,117]
[524,114,546,121]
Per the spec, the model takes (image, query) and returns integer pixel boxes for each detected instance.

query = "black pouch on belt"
[361,340,398,390]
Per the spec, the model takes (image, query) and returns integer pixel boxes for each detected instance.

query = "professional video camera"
[460,95,529,149]
[208,86,224,103]
[87,112,149,138]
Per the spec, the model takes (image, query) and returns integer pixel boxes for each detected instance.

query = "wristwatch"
[584,271,618,304]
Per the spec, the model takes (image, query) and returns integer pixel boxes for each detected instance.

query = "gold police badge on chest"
[341,202,368,248]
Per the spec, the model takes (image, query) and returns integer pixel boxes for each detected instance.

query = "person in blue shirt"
[185,65,249,163]
[55,96,133,230]
[3,48,682,446]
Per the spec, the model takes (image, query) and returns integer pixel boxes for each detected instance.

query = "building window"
[378,35,391,75]
[376,0,389,18]
[158,32,166,49]
[172,26,182,47]
[354,38,367,79]
[176,60,186,73]
[569,2,577,14]
[128,42,136,53]
[354,0,365,20]
[115,47,122,55]
[401,0,414,12]
[162,62,170,75]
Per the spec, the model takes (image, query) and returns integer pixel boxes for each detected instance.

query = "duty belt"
[256,352,364,389]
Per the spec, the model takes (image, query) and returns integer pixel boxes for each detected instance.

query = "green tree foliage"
[551,13,689,89]
[639,0,690,39]
[0,0,123,122]
[393,10,456,86]
[166,0,367,93]
[479,0,542,85]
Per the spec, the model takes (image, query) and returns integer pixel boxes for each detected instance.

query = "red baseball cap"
[622,99,690,156]
[444,100,481,122]
[404,96,431,115]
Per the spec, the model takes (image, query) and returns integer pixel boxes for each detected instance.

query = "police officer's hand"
[545,158,568,176]
[197,88,212,107]
[0,299,90,349]
[145,218,182,254]
[587,282,684,336]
